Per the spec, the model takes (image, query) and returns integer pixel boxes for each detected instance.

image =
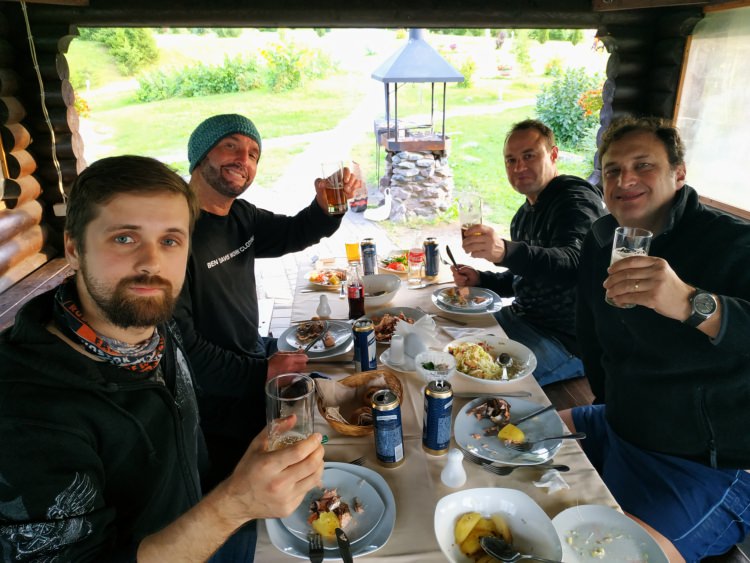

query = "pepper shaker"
[316,294,331,318]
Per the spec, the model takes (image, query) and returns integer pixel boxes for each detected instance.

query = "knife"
[335,527,354,563]
[445,245,459,268]
[512,403,555,424]
[454,391,532,399]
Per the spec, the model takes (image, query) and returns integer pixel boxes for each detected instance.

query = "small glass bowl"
[415,350,456,382]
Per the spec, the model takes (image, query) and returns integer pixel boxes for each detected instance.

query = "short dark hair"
[65,155,199,251]
[599,116,685,167]
[505,119,556,150]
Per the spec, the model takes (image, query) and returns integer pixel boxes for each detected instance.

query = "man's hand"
[461,224,507,264]
[267,351,308,379]
[451,264,480,287]
[604,255,694,320]
[219,420,325,524]
[314,166,361,214]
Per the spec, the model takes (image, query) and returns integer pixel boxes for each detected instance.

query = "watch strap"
[684,288,716,328]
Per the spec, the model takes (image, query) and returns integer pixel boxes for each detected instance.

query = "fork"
[505,432,586,453]
[348,456,365,466]
[461,448,569,476]
[308,531,324,563]
[416,306,468,327]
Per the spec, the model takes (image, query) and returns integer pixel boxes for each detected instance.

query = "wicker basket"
[316,370,403,437]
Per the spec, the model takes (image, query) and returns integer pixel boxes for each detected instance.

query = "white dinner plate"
[454,396,563,465]
[378,250,408,276]
[552,505,668,563]
[284,321,351,351]
[436,287,495,310]
[431,287,503,316]
[305,269,347,290]
[444,334,536,384]
[379,349,416,373]
[360,306,425,344]
[280,467,385,548]
[266,462,396,560]
[277,321,353,359]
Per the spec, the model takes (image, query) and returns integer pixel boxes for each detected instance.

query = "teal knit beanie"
[187,114,262,173]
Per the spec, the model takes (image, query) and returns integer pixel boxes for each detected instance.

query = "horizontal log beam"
[0,200,43,245]
[0,223,45,276]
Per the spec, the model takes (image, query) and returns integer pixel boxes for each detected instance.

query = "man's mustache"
[120,275,173,291]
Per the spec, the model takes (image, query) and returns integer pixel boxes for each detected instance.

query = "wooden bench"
[0,257,72,331]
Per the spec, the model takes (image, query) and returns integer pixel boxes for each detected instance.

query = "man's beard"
[79,262,176,329]
[200,160,251,199]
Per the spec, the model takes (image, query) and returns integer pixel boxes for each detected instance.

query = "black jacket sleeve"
[576,232,606,403]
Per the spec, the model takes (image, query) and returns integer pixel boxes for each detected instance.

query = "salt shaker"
[389,334,405,365]
[441,448,467,488]
[316,294,331,318]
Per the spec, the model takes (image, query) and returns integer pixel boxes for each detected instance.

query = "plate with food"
[552,505,668,563]
[454,396,564,465]
[378,251,408,275]
[267,462,396,559]
[360,307,424,344]
[436,287,495,310]
[445,335,536,384]
[277,321,353,359]
[281,467,386,548]
[432,287,503,316]
[307,269,347,289]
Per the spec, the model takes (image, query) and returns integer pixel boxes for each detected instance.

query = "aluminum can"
[352,319,377,372]
[422,380,453,455]
[361,238,378,276]
[423,237,440,278]
[371,389,405,467]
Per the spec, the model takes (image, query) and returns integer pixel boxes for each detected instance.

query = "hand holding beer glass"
[606,226,653,308]
[265,373,315,451]
[458,195,483,239]
[321,161,348,216]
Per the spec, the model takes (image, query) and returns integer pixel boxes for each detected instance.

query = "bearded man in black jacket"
[452,119,604,386]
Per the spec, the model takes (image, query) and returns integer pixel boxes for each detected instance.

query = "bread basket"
[316,370,403,437]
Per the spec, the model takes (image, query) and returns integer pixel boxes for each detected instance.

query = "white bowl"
[434,488,562,563]
[415,350,456,382]
[444,334,537,384]
[363,274,401,307]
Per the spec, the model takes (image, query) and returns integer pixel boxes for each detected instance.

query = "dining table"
[254,265,619,562]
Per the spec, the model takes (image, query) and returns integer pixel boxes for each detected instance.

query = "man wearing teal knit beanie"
[175,114,360,496]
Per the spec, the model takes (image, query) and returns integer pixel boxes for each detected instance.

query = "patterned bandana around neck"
[53,277,164,373]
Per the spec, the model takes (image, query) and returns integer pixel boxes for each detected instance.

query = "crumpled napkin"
[533,469,570,494]
[441,326,509,341]
[315,375,391,425]
[395,314,440,357]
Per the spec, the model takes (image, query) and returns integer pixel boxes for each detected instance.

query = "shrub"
[74,93,90,118]
[544,57,564,76]
[260,42,333,92]
[535,67,602,148]
[77,28,159,75]
[458,57,476,89]
[511,30,533,73]
[215,28,242,38]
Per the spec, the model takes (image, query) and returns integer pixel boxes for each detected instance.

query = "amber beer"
[460,224,482,239]
[322,161,347,216]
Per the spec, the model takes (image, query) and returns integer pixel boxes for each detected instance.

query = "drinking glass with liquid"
[606,226,653,308]
[408,234,425,286]
[265,373,315,451]
[458,194,482,238]
[345,241,361,263]
[321,161,347,216]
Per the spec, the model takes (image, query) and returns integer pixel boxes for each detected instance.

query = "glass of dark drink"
[321,161,347,216]
[458,194,482,238]
[346,262,365,319]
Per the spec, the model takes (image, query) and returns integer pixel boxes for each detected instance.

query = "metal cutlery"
[511,404,555,425]
[505,432,586,453]
[445,245,459,268]
[406,280,453,290]
[303,321,329,353]
[307,531,324,563]
[453,391,532,399]
[460,447,569,476]
[480,536,563,563]
[335,527,354,563]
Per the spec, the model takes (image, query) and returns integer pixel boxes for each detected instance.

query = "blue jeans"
[573,405,750,562]
[208,520,258,563]
[494,307,583,387]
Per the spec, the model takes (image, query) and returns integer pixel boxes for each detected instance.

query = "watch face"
[694,293,717,315]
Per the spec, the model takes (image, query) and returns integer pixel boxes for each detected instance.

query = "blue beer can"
[422,380,453,455]
[372,389,405,467]
[352,319,377,372]
[424,237,440,278]
[361,238,378,276]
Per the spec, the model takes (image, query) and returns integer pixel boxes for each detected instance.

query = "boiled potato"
[476,555,501,563]
[497,423,525,444]
[311,511,340,539]
[473,517,495,533]
[491,513,513,545]
[460,528,495,557]
[454,511,482,544]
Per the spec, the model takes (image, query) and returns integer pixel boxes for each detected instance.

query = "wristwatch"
[684,288,718,328]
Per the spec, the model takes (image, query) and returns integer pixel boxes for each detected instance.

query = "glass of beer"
[321,161,347,216]
[345,241,361,263]
[458,194,482,238]
[265,373,315,451]
[606,226,653,308]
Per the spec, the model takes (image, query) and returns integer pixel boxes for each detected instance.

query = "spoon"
[496,352,512,381]
[445,245,459,268]
[480,536,563,563]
